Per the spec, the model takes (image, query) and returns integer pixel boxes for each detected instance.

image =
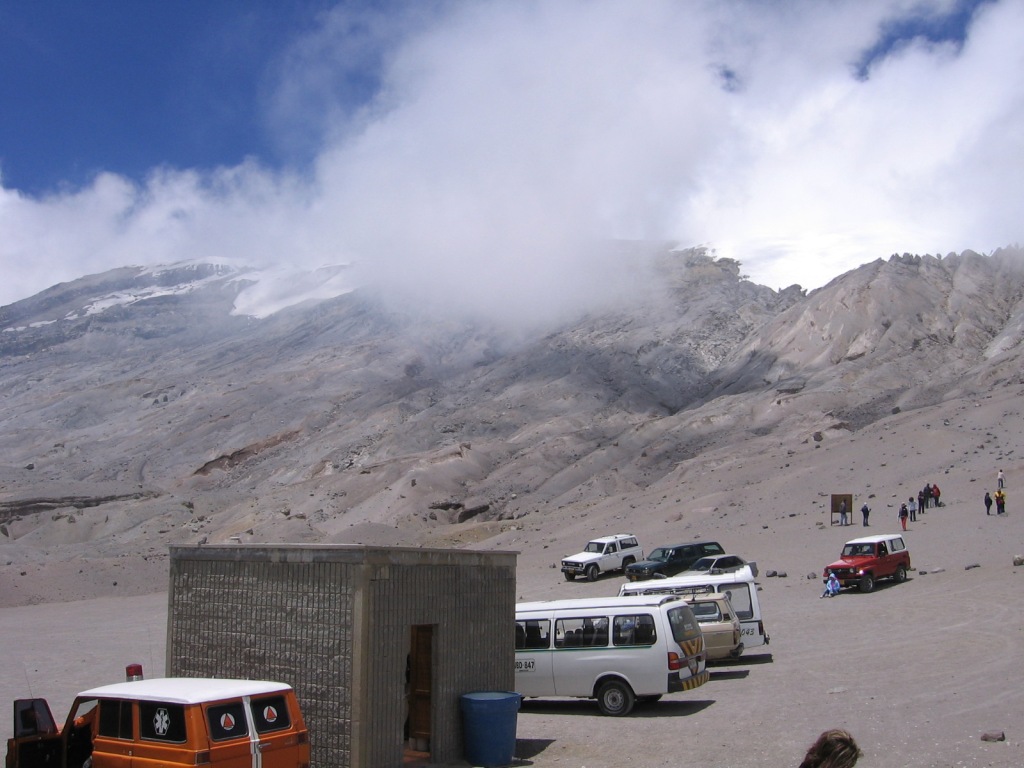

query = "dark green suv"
[624,541,724,581]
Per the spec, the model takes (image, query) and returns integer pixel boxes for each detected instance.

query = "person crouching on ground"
[821,572,841,598]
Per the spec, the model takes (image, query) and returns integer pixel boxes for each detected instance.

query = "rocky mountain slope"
[2,245,1023,606]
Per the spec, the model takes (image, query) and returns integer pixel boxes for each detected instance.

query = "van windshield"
[666,605,702,643]
[648,548,670,562]
[719,585,753,621]
[585,542,604,553]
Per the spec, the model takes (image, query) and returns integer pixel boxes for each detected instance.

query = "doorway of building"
[405,625,433,763]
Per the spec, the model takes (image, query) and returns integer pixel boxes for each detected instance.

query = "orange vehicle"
[6,668,309,768]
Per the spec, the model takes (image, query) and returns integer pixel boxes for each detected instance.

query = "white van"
[514,595,709,716]
[618,565,770,650]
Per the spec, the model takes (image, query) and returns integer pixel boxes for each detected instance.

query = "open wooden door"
[406,625,433,759]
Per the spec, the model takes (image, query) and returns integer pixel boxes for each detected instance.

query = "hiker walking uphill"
[908,496,918,522]
[898,502,909,531]
[932,483,941,507]
[985,491,993,515]
[861,502,871,527]
[918,489,927,515]
[994,488,1007,515]
[998,469,1005,489]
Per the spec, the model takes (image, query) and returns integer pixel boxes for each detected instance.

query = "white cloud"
[2,0,1021,321]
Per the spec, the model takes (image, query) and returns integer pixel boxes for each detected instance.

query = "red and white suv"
[822,534,911,593]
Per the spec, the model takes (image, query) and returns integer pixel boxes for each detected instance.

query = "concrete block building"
[167,544,517,767]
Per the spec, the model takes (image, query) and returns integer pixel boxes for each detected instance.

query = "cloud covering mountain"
[3,1,1022,320]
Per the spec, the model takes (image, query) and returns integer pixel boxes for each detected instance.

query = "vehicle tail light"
[194,750,211,765]
[125,663,144,681]
[667,651,683,670]
[297,731,309,744]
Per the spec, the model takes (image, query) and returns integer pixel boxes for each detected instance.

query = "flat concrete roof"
[170,543,518,567]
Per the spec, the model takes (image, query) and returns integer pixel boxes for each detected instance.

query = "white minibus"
[514,595,709,716]
[618,565,770,650]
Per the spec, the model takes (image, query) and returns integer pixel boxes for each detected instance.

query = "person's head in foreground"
[798,728,862,768]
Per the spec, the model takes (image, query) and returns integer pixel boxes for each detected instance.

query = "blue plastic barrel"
[459,691,521,767]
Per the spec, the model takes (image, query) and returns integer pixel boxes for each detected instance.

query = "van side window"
[251,695,292,733]
[612,614,657,646]
[98,699,133,740]
[207,702,249,741]
[139,702,187,743]
[14,700,58,738]
[623,538,638,549]
[555,617,609,647]
[517,619,550,649]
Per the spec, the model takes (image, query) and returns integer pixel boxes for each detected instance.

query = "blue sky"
[0,1,359,193]
[1,0,1021,323]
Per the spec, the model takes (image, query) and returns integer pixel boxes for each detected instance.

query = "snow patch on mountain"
[230,263,354,319]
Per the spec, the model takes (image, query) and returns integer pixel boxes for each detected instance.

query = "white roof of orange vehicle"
[77,678,292,705]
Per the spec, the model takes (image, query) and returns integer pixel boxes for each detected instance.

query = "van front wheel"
[585,564,599,582]
[859,573,875,593]
[894,565,907,583]
[563,572,575,581]
[597,679,635,716]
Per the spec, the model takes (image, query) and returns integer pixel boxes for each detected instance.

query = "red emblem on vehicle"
[220,713,235,731]
[263,705,278,723]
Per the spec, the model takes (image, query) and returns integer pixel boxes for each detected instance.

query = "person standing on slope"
[898,502,909,531]
[984,491,993,515]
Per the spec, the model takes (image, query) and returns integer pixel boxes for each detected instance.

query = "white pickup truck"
[561,534,644,581]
